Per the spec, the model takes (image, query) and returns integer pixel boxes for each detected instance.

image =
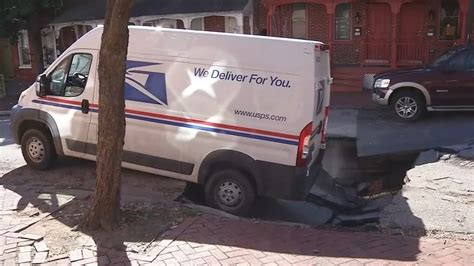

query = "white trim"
[17,30,32,69]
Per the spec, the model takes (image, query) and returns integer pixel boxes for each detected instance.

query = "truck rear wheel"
[205,169,256,216]
[21,129,56,170]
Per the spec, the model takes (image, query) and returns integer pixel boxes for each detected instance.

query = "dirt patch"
[23,196,197,258]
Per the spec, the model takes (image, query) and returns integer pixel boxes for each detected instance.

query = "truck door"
[38,51,97,157]
[308,47,331,168]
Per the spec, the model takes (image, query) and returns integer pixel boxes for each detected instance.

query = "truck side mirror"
[36,74,51,97]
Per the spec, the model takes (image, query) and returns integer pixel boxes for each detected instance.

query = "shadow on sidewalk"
[0,159,188,265]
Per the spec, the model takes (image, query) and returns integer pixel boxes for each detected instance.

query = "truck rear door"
[308,45,331,167]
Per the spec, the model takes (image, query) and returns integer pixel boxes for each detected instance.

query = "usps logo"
[125,60,168,105]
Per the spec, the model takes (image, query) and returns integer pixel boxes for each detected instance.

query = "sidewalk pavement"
[1,211,473,264]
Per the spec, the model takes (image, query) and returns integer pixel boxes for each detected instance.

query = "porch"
[262,0,470,91]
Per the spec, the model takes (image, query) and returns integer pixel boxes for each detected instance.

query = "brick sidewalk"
[44,215,473,265]
[0,185,472,265]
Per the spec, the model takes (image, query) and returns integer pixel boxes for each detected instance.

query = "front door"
[38,51,97,157]
[399,3,425,64]
[429,50,474,107]
[366,3,391,64]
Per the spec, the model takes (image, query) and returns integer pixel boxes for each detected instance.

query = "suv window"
[447,50,474,71]
[48,53,93,97]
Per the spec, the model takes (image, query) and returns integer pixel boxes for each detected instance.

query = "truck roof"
[71,26,323,49]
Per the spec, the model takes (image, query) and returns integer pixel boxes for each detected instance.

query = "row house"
[0,0,254,82]
[1,0,472,93]
[260,0,472,91]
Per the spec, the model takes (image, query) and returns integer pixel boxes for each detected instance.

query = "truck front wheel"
[21,129,57,170]
[205,169,256,216]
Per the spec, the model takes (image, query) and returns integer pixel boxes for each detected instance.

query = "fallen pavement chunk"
[82,249,94,259]
[415,150,440,166]
[307,170,366,210]
[458,148,474,160]
[19,233,43,241]
[69,249,83,262]
[34,241,49,252]
[332,211,380,226]
[32,252,48,264]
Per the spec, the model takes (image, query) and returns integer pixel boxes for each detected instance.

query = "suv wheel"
[392,91,426,122]
[21,129,57,170]
[205,169,256,216]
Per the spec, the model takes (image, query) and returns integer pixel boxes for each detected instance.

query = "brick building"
[260,0,472,91]
[1,0,473,93]
[0,0,253,83]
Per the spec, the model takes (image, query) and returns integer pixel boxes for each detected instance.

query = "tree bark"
[84,0,133,231]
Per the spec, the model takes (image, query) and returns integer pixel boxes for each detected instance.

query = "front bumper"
[372,89,391,105]
[10,104,23,144]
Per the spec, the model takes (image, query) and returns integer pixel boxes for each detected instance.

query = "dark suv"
[372,45,474,121]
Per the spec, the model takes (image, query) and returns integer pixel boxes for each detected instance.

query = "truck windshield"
[430,46,463,67]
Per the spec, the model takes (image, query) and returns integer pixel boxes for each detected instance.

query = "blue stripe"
[34,100,298,146]
[33,100,82,111]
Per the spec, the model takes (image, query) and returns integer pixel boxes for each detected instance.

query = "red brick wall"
[204,16,226,32]
[254,0,268,34]
[332,1,368,65]
[308,4,329,42]
[275,5,292,37]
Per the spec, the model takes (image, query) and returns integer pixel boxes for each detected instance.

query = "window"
[292,3,306,39]
[49,53,93,97]
[225,17,239,33]
[18,30,31,68]
[447,50,474,70]
[191,18,204,30]
[440,0,459,40]
[335,3,351,40]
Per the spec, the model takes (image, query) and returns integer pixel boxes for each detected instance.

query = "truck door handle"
[81,99,90,114]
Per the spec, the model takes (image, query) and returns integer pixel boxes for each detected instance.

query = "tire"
[391,91,426,122]
[205,169,256,216]
[21,129,57,170]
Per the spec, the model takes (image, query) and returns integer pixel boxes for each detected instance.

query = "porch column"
[182,18,192,30]
[390,3,401,68]
[325,3,336,60]
[460,0,472,42]
[237,14,245,34]
[267,5,275,36]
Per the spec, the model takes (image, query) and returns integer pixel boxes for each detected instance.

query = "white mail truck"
[11,26,331,215]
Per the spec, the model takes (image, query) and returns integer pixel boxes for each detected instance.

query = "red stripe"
[41,97,299,140]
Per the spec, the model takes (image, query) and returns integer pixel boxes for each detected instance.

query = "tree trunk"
[84,0,133,231]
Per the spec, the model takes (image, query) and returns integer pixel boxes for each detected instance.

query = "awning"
[51,0,251,25]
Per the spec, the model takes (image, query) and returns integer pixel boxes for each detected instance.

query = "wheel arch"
[388,82,431,106]
[14,109,64,156]
[197,150,261,195]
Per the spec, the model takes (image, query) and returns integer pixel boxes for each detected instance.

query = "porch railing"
[330,42,456,67]
[397,43,425,65]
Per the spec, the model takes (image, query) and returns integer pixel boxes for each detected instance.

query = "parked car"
[372,45,474,121]
[10,26,331,215]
